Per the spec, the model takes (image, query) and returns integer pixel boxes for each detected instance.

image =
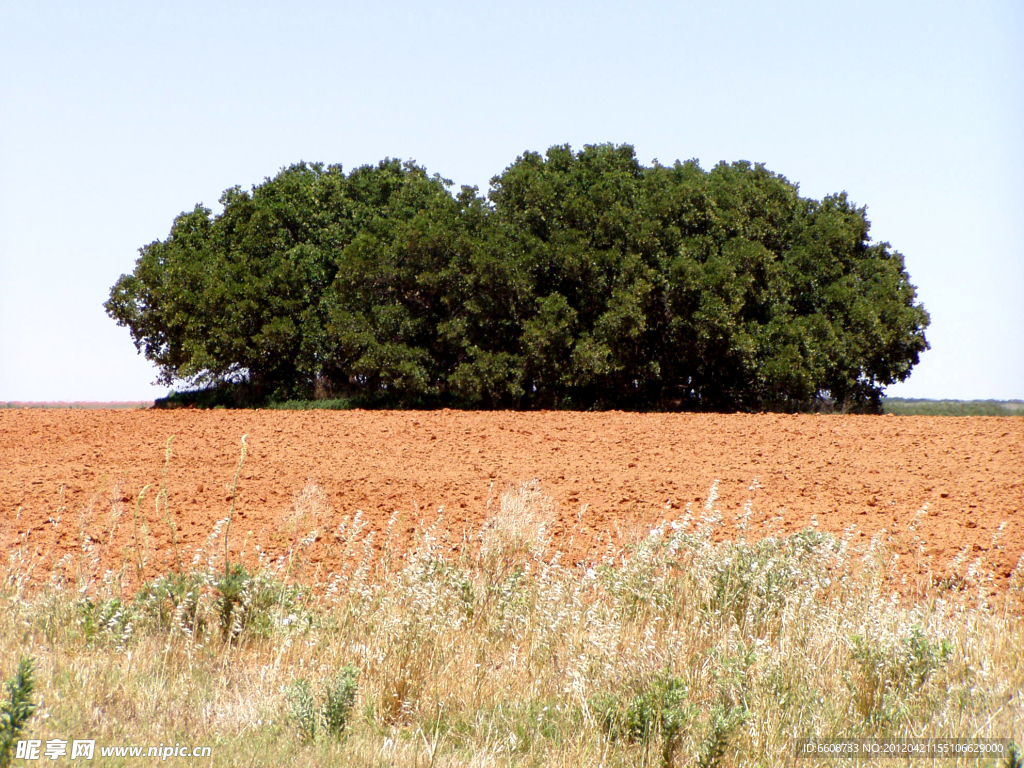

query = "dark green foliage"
[153,383,264,409]
[0,657,37,768]
[108,145,930,412]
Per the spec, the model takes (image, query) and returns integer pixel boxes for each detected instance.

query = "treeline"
[106,144,929,411]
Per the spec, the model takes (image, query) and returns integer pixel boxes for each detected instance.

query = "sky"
[1,0,1021,402]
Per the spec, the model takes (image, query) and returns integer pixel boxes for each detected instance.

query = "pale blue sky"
[1,0,1021,401]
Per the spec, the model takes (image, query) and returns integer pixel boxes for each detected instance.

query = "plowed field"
[2,409,1021,587]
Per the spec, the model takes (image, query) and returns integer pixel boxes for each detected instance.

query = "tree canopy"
[105,145,930,411]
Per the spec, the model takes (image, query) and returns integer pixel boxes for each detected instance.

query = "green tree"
[106,145,929,411]
[321,160,473,404]
[641,157,928,410]
[107,160,474,404]
[487,144,664,408]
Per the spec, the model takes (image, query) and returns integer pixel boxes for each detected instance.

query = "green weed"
[0,657,36,768]
[288,666,360,742]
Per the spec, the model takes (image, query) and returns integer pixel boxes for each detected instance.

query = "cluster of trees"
[106,144,930,411]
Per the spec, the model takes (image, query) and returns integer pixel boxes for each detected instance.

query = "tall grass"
[2,476,1022,766]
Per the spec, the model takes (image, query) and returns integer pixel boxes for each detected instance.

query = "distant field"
[882,397,1024,416]
[0,401,152,409]
[5,399,1022,415]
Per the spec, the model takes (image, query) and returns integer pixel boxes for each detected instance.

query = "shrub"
[322,666,360,738]
[215,564,301,641]
[848,626,952,723]
[695,698,748,768]
[592,672,696,768]
[75,597,134,647]
[287,666,360,742]
[134,570,208,635]
[287,679,318,741]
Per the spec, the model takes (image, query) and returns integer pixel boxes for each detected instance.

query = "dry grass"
[2,473,1023,767]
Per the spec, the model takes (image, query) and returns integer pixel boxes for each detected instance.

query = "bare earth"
[1,409,1021,587]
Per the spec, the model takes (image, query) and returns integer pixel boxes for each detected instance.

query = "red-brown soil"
[1,409,1021,588]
